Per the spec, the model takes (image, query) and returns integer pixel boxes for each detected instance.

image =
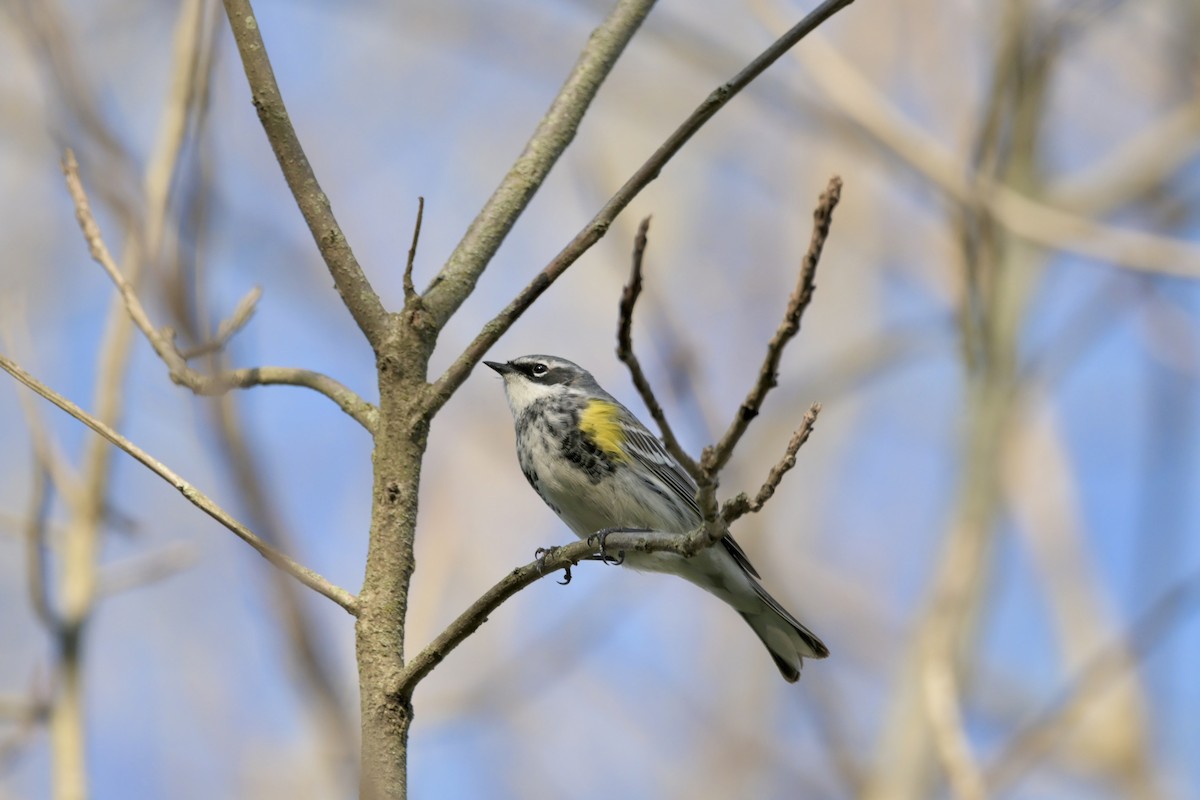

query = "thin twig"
[0,354,360,615]
[178,285,262,359]
[702,176,841,477]
[427,0,859,411]
[720,403,821,524]
[180,366,378,432]
[403,196,425,303]
[61,151,378,433]
[220,0,388,346]
[615,216,699,476]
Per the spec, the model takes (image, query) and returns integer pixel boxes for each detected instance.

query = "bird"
[484,354,828,681]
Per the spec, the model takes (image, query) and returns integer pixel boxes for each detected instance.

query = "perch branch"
[395,522,727,695]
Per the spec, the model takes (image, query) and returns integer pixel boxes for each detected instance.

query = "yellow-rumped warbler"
[485,354,828,682]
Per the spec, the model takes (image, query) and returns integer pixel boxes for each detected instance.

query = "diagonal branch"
[702,176,841,477]
[220,0,388,346]
[394,524,724,696]
[615,216,700,476]
[720,402,821,524]
[0,354,359,615]
[420,0,658,329]
[427,0,859,411]
[61,151,378,434]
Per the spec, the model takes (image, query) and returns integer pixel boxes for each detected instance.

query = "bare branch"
[420,0,658,330]
[427,0,859,411]
[720,402,821,524]
[703,176,841,477]
[0,354,360,615]
[177,285,262,359]
[220,0,388,346]
[403,197,425,304]
[615,216,700,476]
[395,522,726,696]
[181,366,378,432]
[61,151,377,433]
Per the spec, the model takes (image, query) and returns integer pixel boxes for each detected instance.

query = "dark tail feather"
[739,583,829,683]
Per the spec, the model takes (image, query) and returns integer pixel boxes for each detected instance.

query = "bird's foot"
[534,546,572,585]
[586,527,646,566]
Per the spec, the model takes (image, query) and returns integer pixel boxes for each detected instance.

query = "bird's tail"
[739,582,829,683]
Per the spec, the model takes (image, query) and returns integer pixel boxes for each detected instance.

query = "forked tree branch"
[427,0,858,411]
[0,354,360,615]
[702,175,841,478]
[220,0,388,346]
[61,151,379,433]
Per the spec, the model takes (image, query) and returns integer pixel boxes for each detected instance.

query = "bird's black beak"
[484,360,511,375]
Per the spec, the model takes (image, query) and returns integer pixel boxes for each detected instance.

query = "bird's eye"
[531,363,549,377]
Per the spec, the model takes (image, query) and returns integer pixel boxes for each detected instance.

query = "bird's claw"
[588,527,626,566]
[534,546,573,585]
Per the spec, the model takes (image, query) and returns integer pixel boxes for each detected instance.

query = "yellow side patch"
[579,399,629,462]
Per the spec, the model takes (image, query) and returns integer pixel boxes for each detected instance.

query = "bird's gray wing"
[618,409,762,580]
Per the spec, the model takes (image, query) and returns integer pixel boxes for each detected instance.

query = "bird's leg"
[534,546,573,585]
